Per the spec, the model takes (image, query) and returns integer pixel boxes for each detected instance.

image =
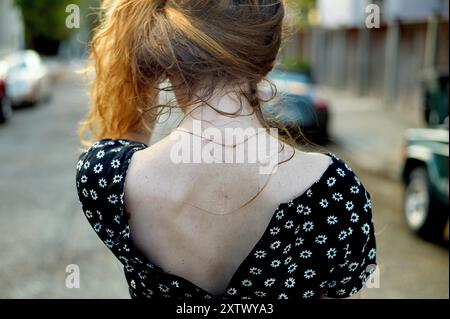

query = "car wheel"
[0,96,13,124]
[404,167,447,240]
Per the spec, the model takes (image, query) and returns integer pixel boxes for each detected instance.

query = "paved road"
[0,70,447,298]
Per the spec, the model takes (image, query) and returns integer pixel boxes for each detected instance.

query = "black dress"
[75,139,377,300]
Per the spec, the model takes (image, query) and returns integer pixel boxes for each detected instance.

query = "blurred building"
[290,0,449,122]
[0,0,25,56]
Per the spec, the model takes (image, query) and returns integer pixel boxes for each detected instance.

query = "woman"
[76,0,376,299]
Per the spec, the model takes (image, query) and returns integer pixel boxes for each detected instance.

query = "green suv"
[401,122,449,241]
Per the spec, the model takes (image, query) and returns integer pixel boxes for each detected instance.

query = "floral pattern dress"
[76,139,377,300]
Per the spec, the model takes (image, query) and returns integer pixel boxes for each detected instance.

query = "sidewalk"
[318,87,425,180]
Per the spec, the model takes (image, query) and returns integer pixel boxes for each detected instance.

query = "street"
[0,69,448,299]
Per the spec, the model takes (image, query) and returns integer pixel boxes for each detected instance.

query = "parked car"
[3,50,51,106]
[262,69,330,144]
[401,122,449,241]
[0,61,12,124]
[423,72,449,126]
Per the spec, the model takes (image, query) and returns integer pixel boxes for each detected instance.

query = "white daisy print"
[332,192,343,201]
[287,263,298,273]
[350,212,359,223]
[347,227,353,236]
[336,289,346,296]
[285,277,296,288]
[270,260,281,268]
[254,291,266,297]
[345,201,354,211]
[303,221,314,232]
[361,223,371,235]
[327,215,338,225]
[368,248,376,260]
[249,267,262,275]
[278,293,288,299]
[270,241,281,250]
[96,150,105,159]
[350,186,360,194]
[107,194,119,205]
[264,278,276,287]
[336,168,346,177]
[302,290,315,298]
[93,163,103,174]
[82,188,89,198]
[85,210,93,218]
[90,189,98,200]
[338,230,348,241]
[227,288,237,296]
[83,161,90,170]
[80,175,88,183]
[299,250,312,259]
[348,262,359,272]
[295,237,304,246]
[77,160,84,171]
[304,269,316,279]
[306,189,313,197]
[270,227,280,235]
[284,220,294,229]
[254,250,267,259]
[158,284,169,293]
[319,199,329,208]
[105,239,114,248]
[98,178,107,188]
[283,244,292,254]
[364,200,372,212]
[93,223,102,233]
[111,159,121,169]
[113,175,123,184]
[315,235,327,244]
[275,209,284,220]
[327,177,336,187]
[284,256,292,265]
[242,279,252,287]
[326,248,337,259]
[296,204,312,215]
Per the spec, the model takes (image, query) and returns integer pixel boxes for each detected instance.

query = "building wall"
[384,0,449,22]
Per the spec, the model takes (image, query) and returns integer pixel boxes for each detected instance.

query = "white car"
[4,50,51,106]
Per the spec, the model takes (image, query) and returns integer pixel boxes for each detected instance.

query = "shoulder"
[75,139,148,214]
[76,139,148,171]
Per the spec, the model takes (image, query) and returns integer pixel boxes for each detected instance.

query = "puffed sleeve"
[75,139,147,258]
[321,161,377,298]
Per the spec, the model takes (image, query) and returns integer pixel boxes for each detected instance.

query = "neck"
[178,87,264,133]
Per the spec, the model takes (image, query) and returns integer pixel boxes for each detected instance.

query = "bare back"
[124,136,332,296]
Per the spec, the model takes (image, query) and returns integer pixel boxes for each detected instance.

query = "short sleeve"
[75,139,147,259]
[321,160,377,298]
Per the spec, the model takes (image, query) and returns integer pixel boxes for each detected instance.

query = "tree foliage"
[15,0,82,54]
